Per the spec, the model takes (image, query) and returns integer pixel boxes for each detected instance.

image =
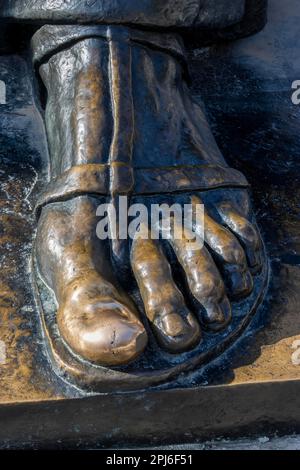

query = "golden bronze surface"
[0,0,273,394]
[2,1,300,447]
[25,23,267,377]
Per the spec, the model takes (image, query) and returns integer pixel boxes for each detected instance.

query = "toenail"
[160,313,187,337]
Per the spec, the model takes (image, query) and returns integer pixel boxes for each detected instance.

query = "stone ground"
[153,435,300,450]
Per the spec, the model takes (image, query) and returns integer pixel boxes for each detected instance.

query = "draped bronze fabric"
[31,25,249,214]
[0,1,267,42]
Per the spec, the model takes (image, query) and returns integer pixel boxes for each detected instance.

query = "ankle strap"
[34,163,249,217]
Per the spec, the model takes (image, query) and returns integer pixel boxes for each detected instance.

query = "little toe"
[216,202,263,273]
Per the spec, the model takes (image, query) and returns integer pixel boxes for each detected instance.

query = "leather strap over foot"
[35,162,249,216]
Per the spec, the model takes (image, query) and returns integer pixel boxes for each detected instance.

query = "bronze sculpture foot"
[35,196,147,366]
[130,188,262,336]
[35,195,202,362]
[35,188,262,366]
[30,25,267,384]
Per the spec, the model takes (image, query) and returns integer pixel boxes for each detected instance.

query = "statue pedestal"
[0,0,299,448]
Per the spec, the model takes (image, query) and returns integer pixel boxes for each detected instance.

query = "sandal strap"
[32,25,186,68]
[35,163,249,216]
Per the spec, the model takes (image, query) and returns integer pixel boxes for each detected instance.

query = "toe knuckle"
[192,276,222,300]
[223,241,245,264]
[243,225,259,247]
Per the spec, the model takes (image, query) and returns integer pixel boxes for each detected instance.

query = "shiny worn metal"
[2,0,300,446]
[0,0,269,390]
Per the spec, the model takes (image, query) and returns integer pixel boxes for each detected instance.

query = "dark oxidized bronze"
[1,0,300,448]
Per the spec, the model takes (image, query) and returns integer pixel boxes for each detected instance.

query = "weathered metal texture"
[0,55,68,403]
[0,0,245,28]
[35,164,249,216]
[1,0,299,448]
[0,1,268,45]
[0,0,269,390]
[24,18,266,385]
